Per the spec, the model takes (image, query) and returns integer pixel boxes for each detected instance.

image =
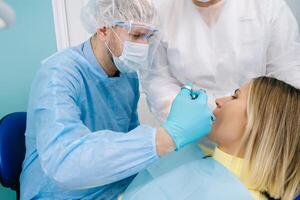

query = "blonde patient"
[121,77,300,200]
[208,76,300,199]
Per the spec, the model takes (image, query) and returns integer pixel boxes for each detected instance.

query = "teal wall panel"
[0,0,56,199]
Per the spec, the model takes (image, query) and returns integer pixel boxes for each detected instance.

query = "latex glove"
[162,86,213,150]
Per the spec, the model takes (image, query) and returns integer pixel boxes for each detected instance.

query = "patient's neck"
[218,144,245,158]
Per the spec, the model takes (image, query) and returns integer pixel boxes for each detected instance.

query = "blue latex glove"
[162,85,213,150]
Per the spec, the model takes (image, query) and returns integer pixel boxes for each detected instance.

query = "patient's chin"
[207,120,224,143]
[207,126,217,142]
[207,134,216,143]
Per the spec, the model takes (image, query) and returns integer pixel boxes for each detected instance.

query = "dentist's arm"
[33,66,211,190]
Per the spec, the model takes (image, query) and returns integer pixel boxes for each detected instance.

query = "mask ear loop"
[104,40,116,58]
[104,26,120,58]
[111,27,123,43]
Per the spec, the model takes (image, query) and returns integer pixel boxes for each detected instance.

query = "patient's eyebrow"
[234,89,241,95]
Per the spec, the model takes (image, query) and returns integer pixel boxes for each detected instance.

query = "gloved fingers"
[180,83,193,97]
[193,90,208,102]
[192,91,215,121]
[195,92,215,121]
[190,90,199,100]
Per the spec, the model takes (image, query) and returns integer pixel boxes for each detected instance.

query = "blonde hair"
[240,77,300,200]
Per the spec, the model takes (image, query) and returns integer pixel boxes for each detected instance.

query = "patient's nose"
[215,98,222,108]
[215,97,232,108]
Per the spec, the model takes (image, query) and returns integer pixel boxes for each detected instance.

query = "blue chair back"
[0,112,26,192]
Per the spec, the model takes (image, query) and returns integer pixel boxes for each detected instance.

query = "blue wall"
[0,0,57,118]
[0,0,56,199]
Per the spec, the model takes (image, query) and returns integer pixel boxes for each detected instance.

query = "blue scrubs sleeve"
[32,66,158,190]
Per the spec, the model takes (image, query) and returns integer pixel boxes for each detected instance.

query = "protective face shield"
[0,0,16,29]
[106,21,161,74]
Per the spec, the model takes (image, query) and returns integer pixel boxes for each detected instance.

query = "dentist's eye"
[130,33,142,39]
[132,34,141,39]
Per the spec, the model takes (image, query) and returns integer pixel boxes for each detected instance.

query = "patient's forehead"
[237,82,250,98]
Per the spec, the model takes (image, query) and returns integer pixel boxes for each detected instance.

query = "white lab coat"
[141,0,300,122]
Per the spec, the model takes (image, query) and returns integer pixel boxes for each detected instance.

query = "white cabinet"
[51,0,158,126]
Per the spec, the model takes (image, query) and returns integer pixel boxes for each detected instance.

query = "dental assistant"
[19,0,213,199]
[141,0,300,122]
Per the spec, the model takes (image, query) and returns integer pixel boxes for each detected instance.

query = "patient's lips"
[213,108,220,122]
[213,109,219,119]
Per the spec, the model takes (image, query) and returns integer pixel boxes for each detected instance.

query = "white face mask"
[113,41,149,74]
[106,29,149,74]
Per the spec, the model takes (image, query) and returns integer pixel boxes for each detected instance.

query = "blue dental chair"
[0,112,26,199]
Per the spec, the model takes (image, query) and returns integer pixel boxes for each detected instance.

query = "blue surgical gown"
[20,40,158,200]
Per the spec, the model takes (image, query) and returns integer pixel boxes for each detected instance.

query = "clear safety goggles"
[112,20,159,42]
